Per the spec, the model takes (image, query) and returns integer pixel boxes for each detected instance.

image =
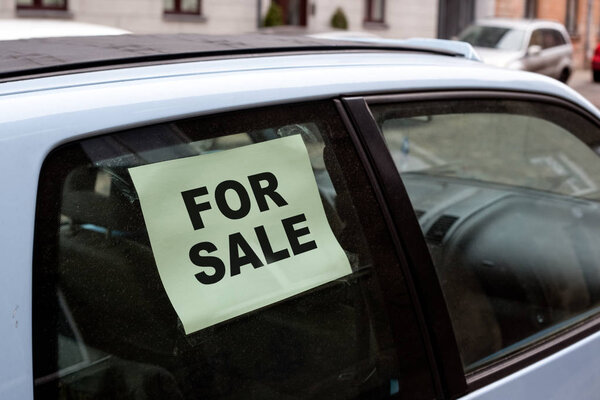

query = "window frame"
[32,99,440,399]
[16,0,67,11]
[273,0,308,26]
[163,0,201,16]
[346,89,600,394]
[339,98,466,398]
[364,0,385,23]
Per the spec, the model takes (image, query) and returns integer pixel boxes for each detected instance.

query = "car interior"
[373,101,600,369]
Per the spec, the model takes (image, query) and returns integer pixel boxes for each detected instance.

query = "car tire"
[559,68,570,83]
[594,70,600,83]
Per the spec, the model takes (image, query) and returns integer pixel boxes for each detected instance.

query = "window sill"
[163,13,207,23]
[16,8,72,19]
[363,21,388,30]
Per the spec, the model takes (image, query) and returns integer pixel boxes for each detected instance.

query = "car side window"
[33,102,436,399]
[370,99,600,371]
[529,29,544,48]
[541,29,558,49]
[552,29,567,46]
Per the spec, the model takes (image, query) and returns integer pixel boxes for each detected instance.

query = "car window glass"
[458,25,525,51]
[370,99,600,371]
[529,29,544,47]
[33,102,436,399]
[542,29,558,48]
[552,29,567,46]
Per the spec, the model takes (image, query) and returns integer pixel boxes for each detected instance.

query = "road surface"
[569,69,600,109]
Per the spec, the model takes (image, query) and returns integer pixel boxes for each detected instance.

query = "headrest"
[61,167,144,232]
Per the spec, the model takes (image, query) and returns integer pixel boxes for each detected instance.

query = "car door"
[29,100,448,400]
[522,28,547,75]
[538,28,567,79]
[343,91,600,399]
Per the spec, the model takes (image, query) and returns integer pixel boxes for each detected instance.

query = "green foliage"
[263,3,284,27]
[330,7,348,30]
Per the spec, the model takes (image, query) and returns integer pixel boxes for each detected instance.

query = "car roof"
[0,33,596,138]
[0,33,472,82]
[472,18,566,30]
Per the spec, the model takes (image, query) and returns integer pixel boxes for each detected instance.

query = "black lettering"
[229,232,264,276]
[215,180,251,219]
[255,225,290,264]
[248,172,288,212]
[189,242,226,285]
[181,187,211,230]
[282,214,318,255]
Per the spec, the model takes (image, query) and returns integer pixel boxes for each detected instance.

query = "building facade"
[0,0,441,38]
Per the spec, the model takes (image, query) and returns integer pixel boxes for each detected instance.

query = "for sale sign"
[129,135,351,335]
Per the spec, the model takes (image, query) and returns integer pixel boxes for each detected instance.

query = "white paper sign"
[129,135,352,335]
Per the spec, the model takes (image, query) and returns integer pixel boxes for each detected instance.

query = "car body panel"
[462,330,600,399]
[0,50,598,399]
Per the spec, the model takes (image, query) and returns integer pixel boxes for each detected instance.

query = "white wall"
[307,0,438,38]
[383,0,438,38]
[0,0,15,17]
[69,0,258,34]
[475,0,496,20]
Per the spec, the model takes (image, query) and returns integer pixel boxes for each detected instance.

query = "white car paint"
[0,19,129,41]
[0,50,598,399]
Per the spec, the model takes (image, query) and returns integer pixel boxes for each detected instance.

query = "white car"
[0,19,129,41]
[458,18,573,82]
[1,34,600,400]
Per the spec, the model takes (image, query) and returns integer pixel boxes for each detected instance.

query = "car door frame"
[336,97,467,399]
[338,89,600,397]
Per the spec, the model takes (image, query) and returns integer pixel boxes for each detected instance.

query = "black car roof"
[0,33,463,82]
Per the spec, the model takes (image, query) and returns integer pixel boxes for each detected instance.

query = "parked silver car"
[459,18,573,82]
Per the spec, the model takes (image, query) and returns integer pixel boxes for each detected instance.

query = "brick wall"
[496,0,525,18]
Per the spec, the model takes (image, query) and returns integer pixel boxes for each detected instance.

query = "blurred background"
[2,0,600,104]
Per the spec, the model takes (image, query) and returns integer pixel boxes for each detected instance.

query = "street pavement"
[569,68,600,109]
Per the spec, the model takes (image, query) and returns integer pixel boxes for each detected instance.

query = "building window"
[365,0,385,23]
[16,0,67,10]
[272,0,307,26]
[164,0,201,15]
[566,0,579,35]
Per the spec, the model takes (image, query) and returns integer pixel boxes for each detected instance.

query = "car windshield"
[459,25,525,51]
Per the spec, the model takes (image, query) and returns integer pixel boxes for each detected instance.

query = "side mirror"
[527,45,542,57]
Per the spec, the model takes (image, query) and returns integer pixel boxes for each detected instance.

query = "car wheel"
[594,70,600,83]
[559,68,570,83]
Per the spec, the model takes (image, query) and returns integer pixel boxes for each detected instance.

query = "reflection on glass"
[42,0,66,7]
[372,102,600,371]
[181,0,199,13]
[163,0,175,11]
